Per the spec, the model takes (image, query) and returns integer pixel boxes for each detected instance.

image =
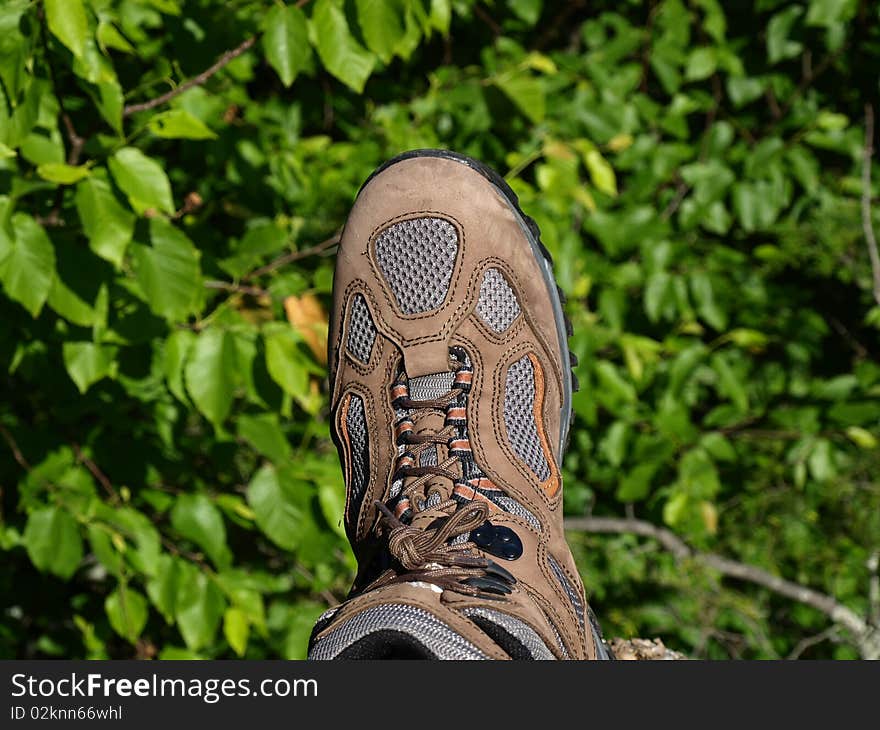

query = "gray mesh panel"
[374,217,459,314]
[464,607,555,660]
[308,604,488,660]
[491,495,541,532]
[346,395,368,521]
[477,268,521,332]
[504,356,551,481]
[346,294,376,363]
[548,555,585,632]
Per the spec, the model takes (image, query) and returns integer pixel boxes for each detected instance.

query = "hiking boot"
[309,150,611,660]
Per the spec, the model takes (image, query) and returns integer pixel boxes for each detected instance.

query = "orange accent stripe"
[454,371,473,385]
[449,439,471,452]
[468,477,500,491]
[394,498,410,518]
[527,352,561,498]
[446,407,467,420]
[391,384,408,400]
[452,484,498,508]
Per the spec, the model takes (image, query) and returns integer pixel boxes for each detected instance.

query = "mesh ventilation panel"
[345,395,369,522]
[346,294,376,363]
[548,555,585,632]
[477,268,521,332]
[374,217,459,314]
[503,356,551,481]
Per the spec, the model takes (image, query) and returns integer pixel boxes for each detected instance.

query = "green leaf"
[237,412,292,462]
[147,554,180,623]
[108,147,175,215]
[598,421,629,467]
[767,6,803,64]
[508,0,543,25]
[0,1,31,102]
[171,494,231,568]
[690,272,727,330]
[805,0,857,28]
[263,3,311,87]
[247,464,308,551]
[62,341,118,393]
[684,47,716,81]
[163,329,196,404]
[845,426,877,450]
[429,0,452,33]
[131,218,201,321]
[807,438,836,481]
[644,271,673,322]
[223,607,249,657]
[75,173,135,268]
[617,463,657,502]
[582,148,617,196]
[732,182,779,232]
[36,163,91,185]
[317,475,346,539]
[184,328,237,428]
[44,0,89,59]
[712,353,748,412]
[24,507,83,579]
[105,586,148,644]
[726,76,764,107]
[677,448,721,499]
[594,361,637,405]
[311,0,376,93]
[148,109,217,140]
[174,562,225,650]
[0,213,56,317]
[495,73,545,124]
[263,325,309,401]
[356,0,404,63]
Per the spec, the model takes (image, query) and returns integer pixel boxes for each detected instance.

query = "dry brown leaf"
[284,293,328,364]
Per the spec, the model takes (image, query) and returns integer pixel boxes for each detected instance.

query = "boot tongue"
[408,371,454,400]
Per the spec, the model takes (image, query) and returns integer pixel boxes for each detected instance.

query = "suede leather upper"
[313,153,606,660]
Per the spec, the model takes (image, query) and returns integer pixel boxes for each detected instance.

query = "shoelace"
[366,355,515,596]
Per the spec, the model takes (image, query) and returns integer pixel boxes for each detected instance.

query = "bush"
[1,0,878,659]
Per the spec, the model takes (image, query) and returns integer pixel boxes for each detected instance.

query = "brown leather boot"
[309,150,611,660]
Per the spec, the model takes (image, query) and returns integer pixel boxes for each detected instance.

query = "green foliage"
[1,0,878,660]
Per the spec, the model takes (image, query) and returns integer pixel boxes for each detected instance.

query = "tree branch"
[72,444,120,505]
[786,625,839,660]
[203,280,273,299]
[123,35,258,117]
[564,515,880,657]
[0,424,31,471]
[243,232,340,281]
[861,103,880,307]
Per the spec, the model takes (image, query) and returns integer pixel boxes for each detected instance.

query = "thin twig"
[204,280,273,299]
[861,104,880,307]
[0,424,31,471]
[72,444,121,504]
[243,233,340,281]
[473,4,501,36]
[564,516,872,644]
[787,625,839,660]
[770,45,847,131]
[123,36,258,117]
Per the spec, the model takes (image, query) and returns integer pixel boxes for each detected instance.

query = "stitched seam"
[454,331,547,520]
